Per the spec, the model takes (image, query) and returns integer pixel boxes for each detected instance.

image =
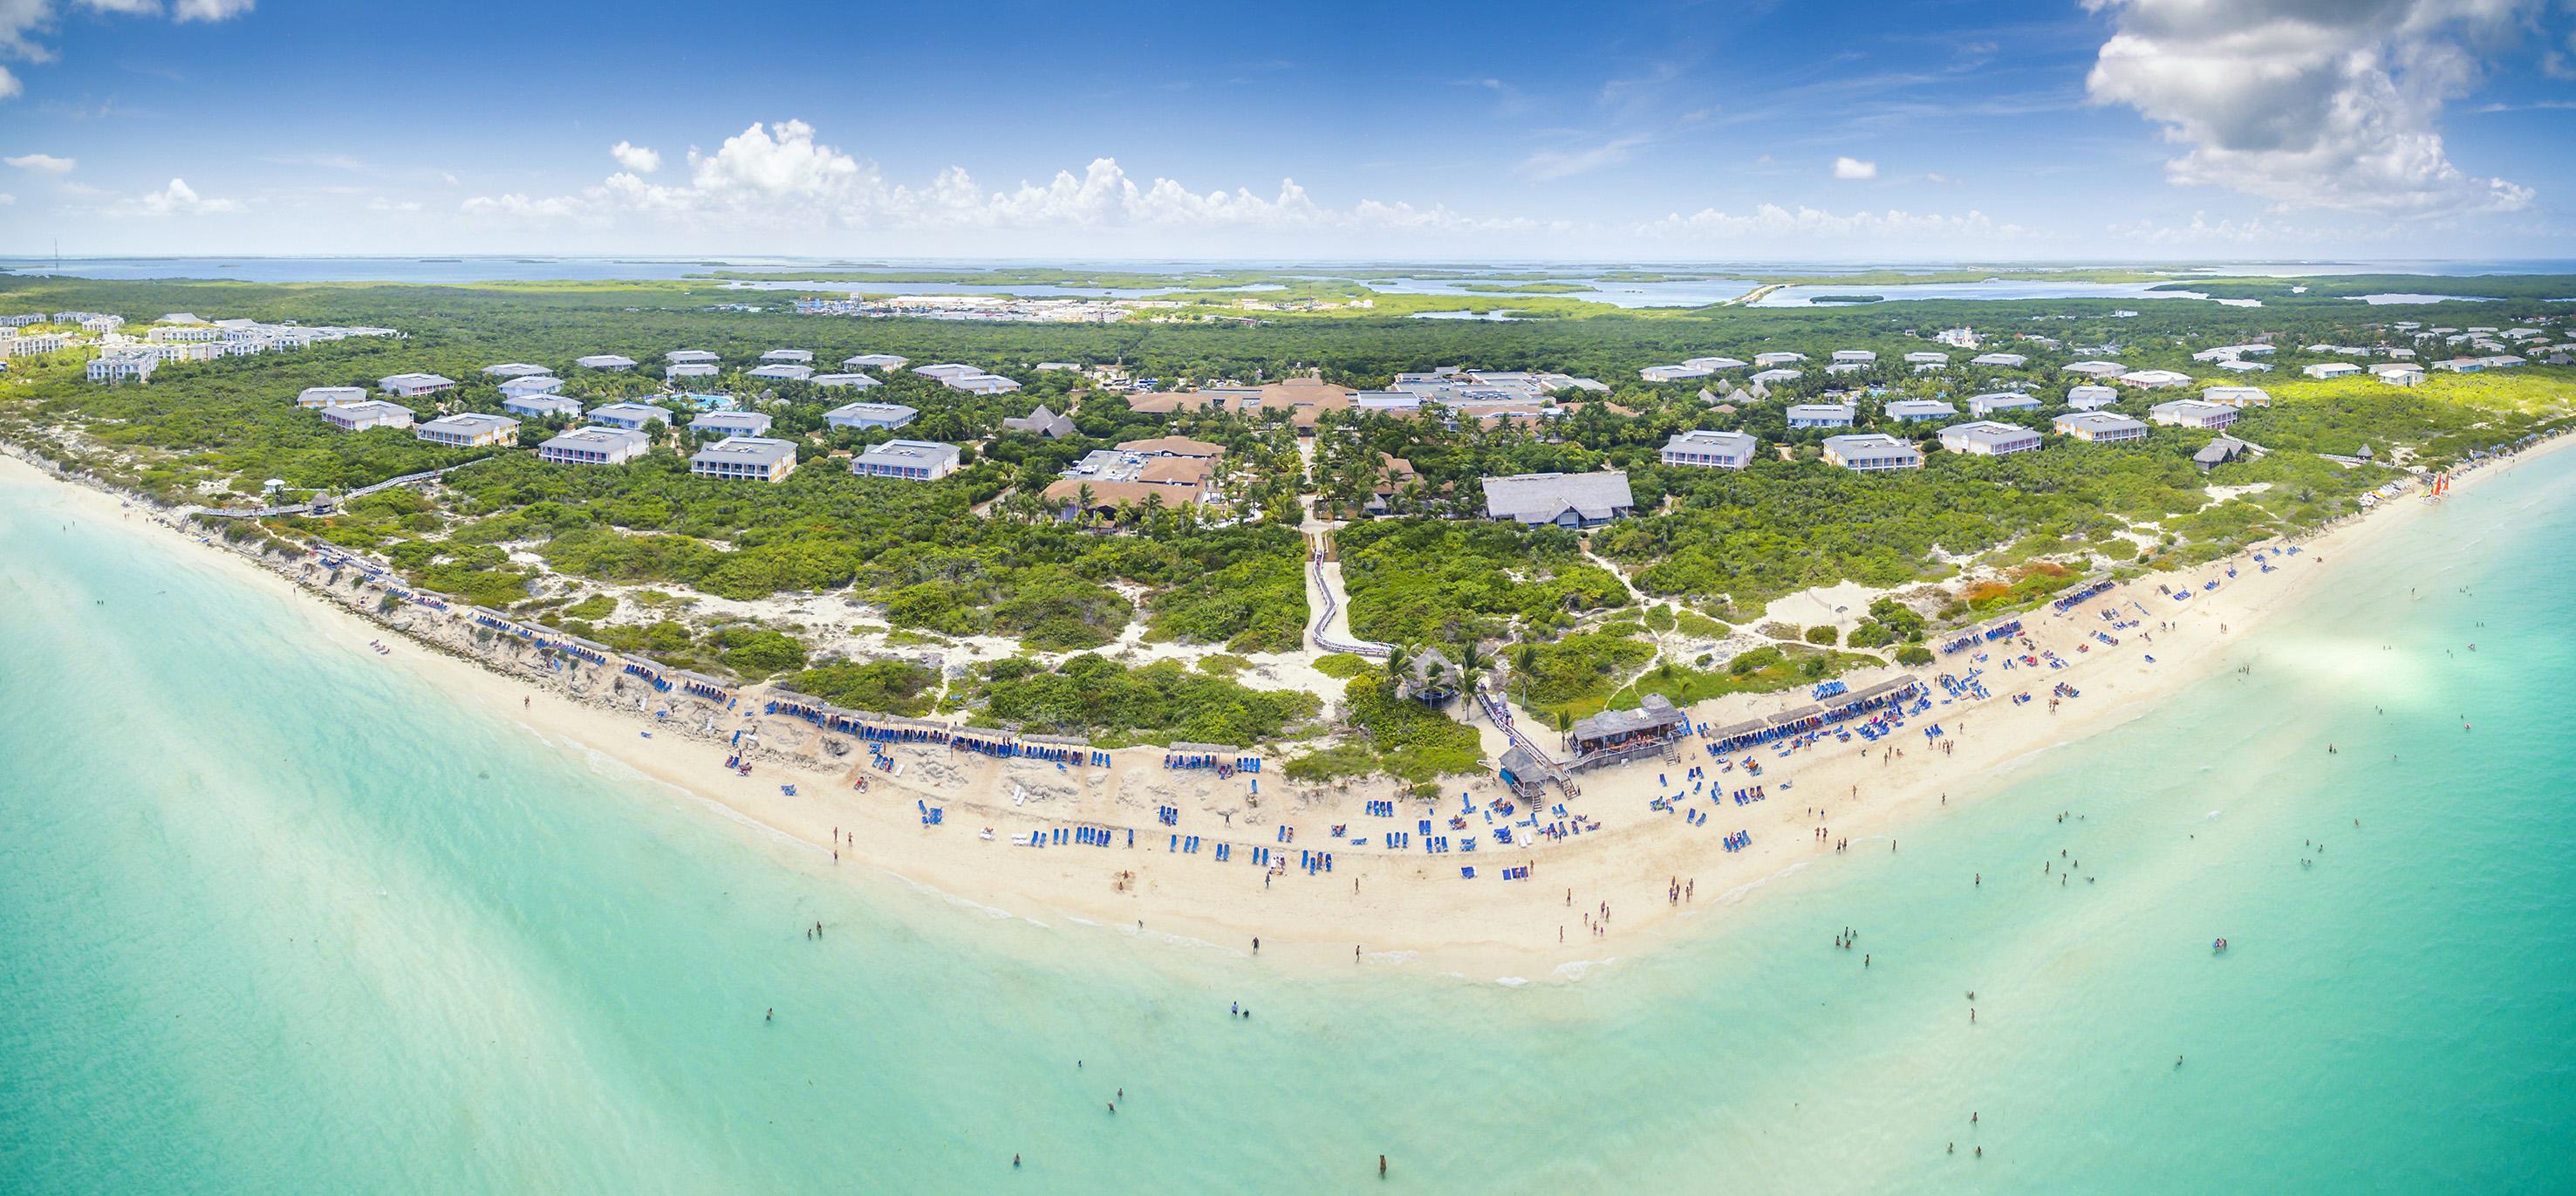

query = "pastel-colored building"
[2066,385,2119,410]
[823,400,918,431]
[379,372,457,398]
[2149,400,2237,430]
[497,375,564,398]
[539,426,652,466]
[324,400,415,432]
[503,393,584,419]
[1966,392,2041,416]
[1882,400,1957,423]
[2200,386,2271,407]
[2054,412,2149,442]
[1937,420,2042,456]
[851,439,964,482]
[1787,403,1855,428]
[587,402,673,430]
[690,411,774,437]
[1821,434,1925,472]
[810,373,881,390]
[297,386,368,408]
[1659,428,1758,469]
[414,412,519,448]
[687,435,800,482]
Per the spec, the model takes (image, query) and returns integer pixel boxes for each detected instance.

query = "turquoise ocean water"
[3,451,2573,1193]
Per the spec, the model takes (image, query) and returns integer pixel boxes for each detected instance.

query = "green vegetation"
[1607,645,1875,714]
[1287,676,1485,783]
[967,654,1319,747]
[1337,521,1630,645]
[779,660,941,716]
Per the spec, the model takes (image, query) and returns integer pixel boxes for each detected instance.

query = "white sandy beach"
[9,441,2559,981]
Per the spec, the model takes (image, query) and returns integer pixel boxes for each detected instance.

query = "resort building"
[842,353,908,369]
[2118,369,2192,389]
[587,402,674,430]
[1821,433,1926,472]
[760,349,813,364]
[297,386,368,408]
[86,352,158,384]
[1831,349,1877,364]
[1749,368,1802,385]
[823,400,918,431]
[2200,386,2271,407]
[379,372,457,398]
[414,412,520,448]
[1659,429,1758,469]
[2212,359,2272,373]
[496,374,564,398]
[2061,360,2126,378]
[1966,392,2042,416]
[810,373,881,390]
[1001,404,1078,438]
[687,435,800,482]
[2371,363,2424,386]
[747,363,814,381]
[666,349,720,365]
[1565,694,1689,769]
[1882,399,1957,423]
[851,439,964,482]
[666,362,721,380]
[323,400,415,432]
[945,372,1021,394]
[1970,352,2028,367]
[1904,352,1950,366]
[1825,362,1870,376]
[483,363,550,379]
[2302,362,2362,379]
[1938,420,2042,457]
[2149,400,2237,430]
[1786,403,1855,429]
[539,426,652,466]
[1752,352,1806,366]
[1641,364,1713,383]
[575,354,637,371]
[2066,385,2119,410]
[690,411,774,437]
[503,393,584,420]
[1684,356,1747,371]
[1479,470,1636,528]
[2054,412,2149,443]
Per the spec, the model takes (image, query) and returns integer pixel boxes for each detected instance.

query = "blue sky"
[3,0,2573,259]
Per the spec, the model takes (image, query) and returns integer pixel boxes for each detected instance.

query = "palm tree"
[1512,642,1541,708]
[1384,647,1412,694]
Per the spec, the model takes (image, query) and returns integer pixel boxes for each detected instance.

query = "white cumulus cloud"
[609,140,660,174]
[171,0,256,19]
[463,119,1553,244]
[113,176,243,216]
[6,151,74,174]
[2084,0,2537,215]
[1833,156,1879,180]
[3,0,253,102]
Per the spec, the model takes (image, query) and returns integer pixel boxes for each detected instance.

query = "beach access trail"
[8,438,2559,981]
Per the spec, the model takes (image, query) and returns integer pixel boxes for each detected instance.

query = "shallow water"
[3,450,2572,1193]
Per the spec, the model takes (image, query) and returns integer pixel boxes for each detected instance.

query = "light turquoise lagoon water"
[3,450,2573,1193]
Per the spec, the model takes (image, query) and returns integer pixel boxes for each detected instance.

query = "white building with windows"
[1938,420,2042,456]
[2149,400,2237,430]
[2062,360,2125,378]
[1971,352,2028,368]
[2055,412,2149,443]
[666,362,721,381]
[1967,392,2042,416]
[1752,352,1806,366]
[1786,403,1855,429]
[2200,386,2271,407]
[503,393,584,419]
[760,349,813,364]
[1659,428,1758,469]
[483,363,550,379]
[1831,349,1876,365]
[497,375,564,398]
[690,411,774,437]
[323,400,415,432]
[851,439,964,482]
[379,372,457,398]
[810,372,880,390]
[666,349,720,365]
[1821,434,1925,472]
[1882,400,1956,423]
[540,426,651,466]
[843,353,908,369]
[86,351,158,384]
[823,401,918,431]
[688,435,799,482]
[587,402,673,430]
[415,413,519,448]
[575,354,637,371]
[298,386,369,407]
[746,363,813,381]
[2066,385,2120,410]
[2302,362,2362,379]
[2118,369,2192,389]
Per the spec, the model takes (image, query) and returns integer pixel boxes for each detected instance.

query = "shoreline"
[7,436,2565,981]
